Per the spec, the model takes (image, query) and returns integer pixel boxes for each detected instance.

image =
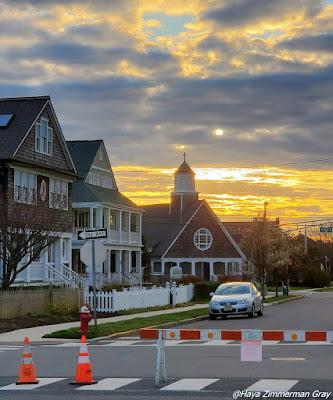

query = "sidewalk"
[0,304,208,343]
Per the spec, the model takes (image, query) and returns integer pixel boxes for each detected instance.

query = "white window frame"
[193,228,213,251]
[49,178,68,210]
[13,169,37,205]
[35,117,53,156]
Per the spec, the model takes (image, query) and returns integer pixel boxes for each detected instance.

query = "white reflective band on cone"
[78,356,90,364]
[200,330,221,340]
[284,330,305,342]
[80,344,88,353]
[327,331,333,342]
[165,330,180,340]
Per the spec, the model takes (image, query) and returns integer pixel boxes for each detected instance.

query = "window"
[153,262,162,274]
[110,212,117,230]
[193,228,213,251]
[14,169,37,205]
[35,117,53,155]
[130,214,137,232]
[74,210,90,228]
[49,178,68,210]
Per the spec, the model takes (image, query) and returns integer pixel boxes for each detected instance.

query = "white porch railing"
[46,264,86,289]
[84,283,194,313]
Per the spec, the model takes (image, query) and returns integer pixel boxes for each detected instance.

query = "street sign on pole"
[78,228,107,240]
[79,229,107,327]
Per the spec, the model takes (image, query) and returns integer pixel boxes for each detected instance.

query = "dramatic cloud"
[1,0,333,221]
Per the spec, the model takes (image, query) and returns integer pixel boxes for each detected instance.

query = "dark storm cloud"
[203,0,322,27]
[278,34,333,53]
[4,40,179,74]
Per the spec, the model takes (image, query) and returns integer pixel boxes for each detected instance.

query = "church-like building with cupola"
[142,157,246,282]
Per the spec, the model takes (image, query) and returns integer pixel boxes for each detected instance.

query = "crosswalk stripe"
[161,378,218,391]
[102,340,139,347]
[77,378,141,391]
[0,378,66,391]
[246,379,299,392]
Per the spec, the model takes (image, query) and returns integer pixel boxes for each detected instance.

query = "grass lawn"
[264,294,300,303]
[314,287,333,292]
[43,308,208,339]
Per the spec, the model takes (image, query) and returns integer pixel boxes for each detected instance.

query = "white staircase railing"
[46,264,86,289]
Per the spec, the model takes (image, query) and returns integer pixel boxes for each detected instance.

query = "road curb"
[264,295,304,307]
[90,315,208,343]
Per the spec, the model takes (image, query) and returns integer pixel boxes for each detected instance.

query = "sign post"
[241,330,263,362]
[79,229,107,328]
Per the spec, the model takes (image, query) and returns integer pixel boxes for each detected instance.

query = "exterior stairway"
[46,263,87,289]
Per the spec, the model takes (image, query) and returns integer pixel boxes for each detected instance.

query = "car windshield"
[215,284,251,295]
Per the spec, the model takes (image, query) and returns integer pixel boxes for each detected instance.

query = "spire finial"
[183,152,186,162]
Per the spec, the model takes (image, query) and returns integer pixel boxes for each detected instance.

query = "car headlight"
[210,300,220,308]
[237,300,250,307]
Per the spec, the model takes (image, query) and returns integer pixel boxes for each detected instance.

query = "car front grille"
[219,301,238,306]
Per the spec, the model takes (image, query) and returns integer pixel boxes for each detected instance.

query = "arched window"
[193,228,213,251]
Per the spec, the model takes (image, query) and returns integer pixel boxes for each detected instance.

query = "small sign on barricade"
[241,330,263,362]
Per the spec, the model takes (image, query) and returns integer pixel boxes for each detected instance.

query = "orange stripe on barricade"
[305,331,327,341]
[221,331,242,340]
[180,330,201,340]
[263,331,284,341]
[140,329,159,339]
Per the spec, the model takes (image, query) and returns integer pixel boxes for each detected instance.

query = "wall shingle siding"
[6,167,72,233]
[165,203,241,259]
[15,106,72,173]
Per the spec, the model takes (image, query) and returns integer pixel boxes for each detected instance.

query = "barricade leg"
[155,330,167,386]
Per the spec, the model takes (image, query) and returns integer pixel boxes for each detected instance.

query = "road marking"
[103,340,140,347]
[161,378,218,391]
[0,378,66,391]
[77,378,141,391]
[246,379,299,392]
[271,357,306,361]
[202,340,233,346]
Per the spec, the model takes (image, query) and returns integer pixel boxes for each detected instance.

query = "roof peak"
[175,159,195,174]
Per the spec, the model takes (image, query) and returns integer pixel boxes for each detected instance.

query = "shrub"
[193,282,220,300]
[303,267,331,288]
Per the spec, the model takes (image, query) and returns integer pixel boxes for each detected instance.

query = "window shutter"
[35,123,41,151]
[47,127,53,155]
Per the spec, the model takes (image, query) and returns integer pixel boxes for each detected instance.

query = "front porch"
[151,258,243,281]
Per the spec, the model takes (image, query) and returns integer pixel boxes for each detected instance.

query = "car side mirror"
[209,292,214,297]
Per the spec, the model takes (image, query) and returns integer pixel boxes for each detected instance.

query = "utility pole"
[263,202,268,221]
[304,221,308,254]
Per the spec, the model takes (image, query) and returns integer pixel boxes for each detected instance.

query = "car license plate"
[224,304,232,311]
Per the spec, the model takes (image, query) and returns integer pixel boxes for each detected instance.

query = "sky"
[1,0,333,224]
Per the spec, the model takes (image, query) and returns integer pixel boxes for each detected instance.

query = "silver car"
[209,282,264,320]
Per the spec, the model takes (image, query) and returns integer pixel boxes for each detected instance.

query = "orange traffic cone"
[16,337,39,385]
[70,335,97,385]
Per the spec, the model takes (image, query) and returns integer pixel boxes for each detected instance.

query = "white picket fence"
[84,283,194,313]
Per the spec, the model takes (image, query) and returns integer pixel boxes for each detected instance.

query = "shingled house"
[67,140,144,286]
[142,157,246,282]
[0,96,78,286]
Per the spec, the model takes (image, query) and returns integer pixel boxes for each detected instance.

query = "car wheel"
[248,304,256,318]
[209,314,217,320]
[257,303,264,317]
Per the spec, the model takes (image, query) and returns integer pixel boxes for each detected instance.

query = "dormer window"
[35,117,53,155]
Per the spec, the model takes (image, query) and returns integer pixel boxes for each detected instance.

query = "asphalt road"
[179,292,333,330]
[0,292,332,399]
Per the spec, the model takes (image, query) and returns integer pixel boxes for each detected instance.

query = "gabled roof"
[142,200,203,257]
[175,160,195,174]
[72,181,141,210]
[0,96,50,159]
[66,140,103,178]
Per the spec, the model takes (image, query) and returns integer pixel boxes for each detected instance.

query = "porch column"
[96,207,103,228]
[119,211,122,242]
[161,260,165,275]
[116,250,122,282]
[127,250,131,275]
[106,250,111,282]
[89,207,94,229]
[209,261,214,281]
[137,251,142,284]
[128,212,132,243]
[139,214,142,244]
[191,261,196,275]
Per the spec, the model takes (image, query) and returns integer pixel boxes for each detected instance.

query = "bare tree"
[0,199,60,290]
[241,218,289,297]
